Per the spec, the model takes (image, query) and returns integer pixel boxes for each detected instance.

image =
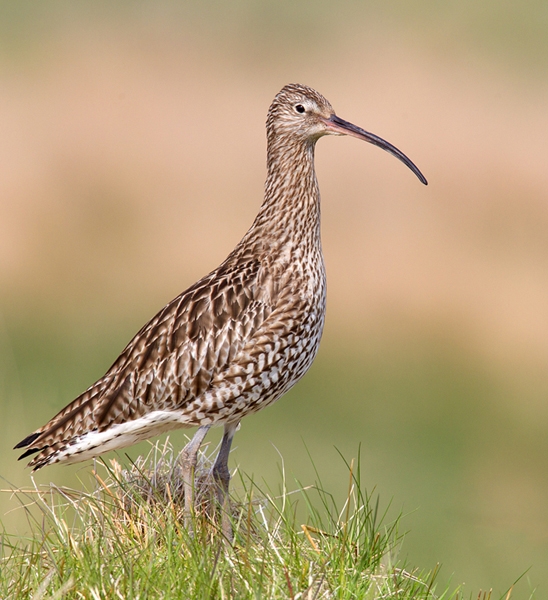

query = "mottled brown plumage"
[16,84,426,534]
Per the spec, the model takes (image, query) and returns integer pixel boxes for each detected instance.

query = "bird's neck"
[246,137,321,254]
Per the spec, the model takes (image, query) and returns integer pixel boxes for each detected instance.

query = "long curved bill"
[325,114,428,185]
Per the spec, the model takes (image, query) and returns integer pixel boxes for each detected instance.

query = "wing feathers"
[17,257,273,468]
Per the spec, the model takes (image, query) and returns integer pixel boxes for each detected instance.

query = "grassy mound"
[1,441,465,599]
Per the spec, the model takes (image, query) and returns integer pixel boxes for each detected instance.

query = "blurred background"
[1,1,548,596]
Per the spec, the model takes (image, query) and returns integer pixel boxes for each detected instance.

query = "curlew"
[15,84,427,537]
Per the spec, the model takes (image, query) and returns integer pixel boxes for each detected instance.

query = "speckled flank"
[14,83,425,471]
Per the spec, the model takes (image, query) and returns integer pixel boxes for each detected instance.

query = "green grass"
[0,441,465,599]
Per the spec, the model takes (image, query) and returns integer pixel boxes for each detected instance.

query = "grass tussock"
[0,440,463,599]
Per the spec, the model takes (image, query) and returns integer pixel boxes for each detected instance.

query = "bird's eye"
[295,104,305,114]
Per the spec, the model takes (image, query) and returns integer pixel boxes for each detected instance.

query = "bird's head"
[267,83,427,185]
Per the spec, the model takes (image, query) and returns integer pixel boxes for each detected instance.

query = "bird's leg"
[181,425,210,531]
[211,421,239,541]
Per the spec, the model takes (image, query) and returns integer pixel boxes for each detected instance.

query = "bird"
[15,83,427,537]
